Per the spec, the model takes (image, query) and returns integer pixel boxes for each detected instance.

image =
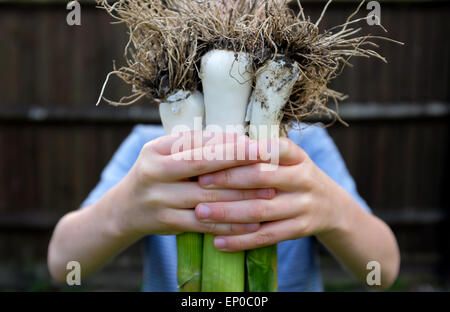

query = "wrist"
[102,172,144,243]
[316,185,354,244]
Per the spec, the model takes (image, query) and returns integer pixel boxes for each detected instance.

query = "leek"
[246,56,300,292]
[200,50,253,291]
[159,89,205,292]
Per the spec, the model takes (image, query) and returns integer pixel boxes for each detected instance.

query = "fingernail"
[214,237,227,249]
[196,204,210,219]
[246,223,260,232]
[200,174,213,186]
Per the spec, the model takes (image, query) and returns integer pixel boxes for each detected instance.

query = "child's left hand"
[195,137,349,252]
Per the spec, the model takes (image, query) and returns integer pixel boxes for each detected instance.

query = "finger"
[195,194,297,223]
[164,209,261,235]
[161,140,263,180]
[212,218,302,252]
[151,182,276,208]
[151,131,250,155]
[257,137,307,166]
[279,137,307,165]
[198,163,297,191]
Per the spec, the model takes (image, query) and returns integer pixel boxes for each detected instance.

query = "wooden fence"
[0,0,449,290]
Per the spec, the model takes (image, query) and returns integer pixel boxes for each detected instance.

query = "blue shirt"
[81,124,371,292]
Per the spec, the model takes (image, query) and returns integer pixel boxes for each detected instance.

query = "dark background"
[0,0,448,291]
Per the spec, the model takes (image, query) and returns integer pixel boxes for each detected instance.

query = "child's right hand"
[109,131,274,240]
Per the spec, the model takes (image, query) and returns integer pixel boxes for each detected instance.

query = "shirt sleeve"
[289,124,372,213]
[80,125,165,208]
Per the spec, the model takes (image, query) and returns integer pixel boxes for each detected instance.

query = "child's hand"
[194,137,400,288]
[194,137,349,251]
[111,132,275,240]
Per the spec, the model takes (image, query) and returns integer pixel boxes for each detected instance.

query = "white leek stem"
[201,50,253,134]
[249,56,300,140]
[159,90,204,133]
[246,56,300,292]
[200,49,254,292]
[159,89,205,292]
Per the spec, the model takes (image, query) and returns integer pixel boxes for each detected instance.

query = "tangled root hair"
[96,0,402,125]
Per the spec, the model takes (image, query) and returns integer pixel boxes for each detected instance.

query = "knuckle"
[135,162,154,184]
[202,190,218,202]
[158,156,173,173]
[254,164,270,185]
[223,169,233,186]
[179,196,193,209]
[250,201,268,221]
[300,193,314,210]
[213,204,227,221]
[142,141,155,154]
[300,165,315,190]
[297,218,311,236]
[241,190,254,200]
[230,223,247,235]
[155,209,175,227]
[147,185,164,206]
[235,237,246,251]
[287,168,300,186]
[229,223,239,234]
[136,157,165,183]
[189,159,208,172]
[228,236,244,251]
[207,223,218,234]
[255,232,274,247]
